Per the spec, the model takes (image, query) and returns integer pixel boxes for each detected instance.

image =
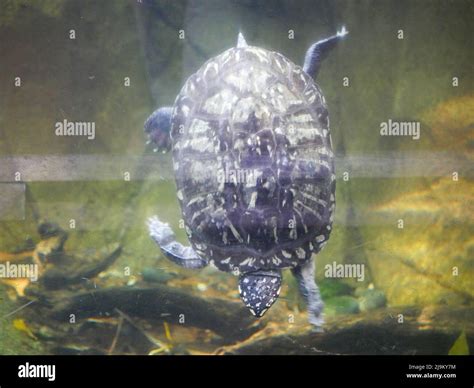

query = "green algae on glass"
[0,0,64,27]
[448,330,469,355]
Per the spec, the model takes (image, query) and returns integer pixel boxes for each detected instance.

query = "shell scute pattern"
[171,45,335,273]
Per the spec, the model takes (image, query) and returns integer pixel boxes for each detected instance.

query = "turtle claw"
[309,312,325,332]
[337,25,349,38]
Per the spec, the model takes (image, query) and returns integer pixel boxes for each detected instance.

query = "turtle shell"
[170,45,335,274]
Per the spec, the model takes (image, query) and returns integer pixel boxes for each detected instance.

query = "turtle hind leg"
[291,259,324,331]
[147,216,207,269]
[303,26,348,79]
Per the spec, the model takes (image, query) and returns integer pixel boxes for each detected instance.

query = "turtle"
[144,27,348,329]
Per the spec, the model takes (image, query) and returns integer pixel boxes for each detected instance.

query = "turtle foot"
[309,313,325,332]
[144,106,173,153]
[147,216,207,269]
[147,216,175,246]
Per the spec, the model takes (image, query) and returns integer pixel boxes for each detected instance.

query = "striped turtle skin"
[171,45,335,275]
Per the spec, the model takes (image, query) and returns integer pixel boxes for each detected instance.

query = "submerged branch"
[49,285,260,340]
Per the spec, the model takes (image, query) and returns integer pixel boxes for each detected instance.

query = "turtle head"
[144,106,173,153]
[239,270,282,317]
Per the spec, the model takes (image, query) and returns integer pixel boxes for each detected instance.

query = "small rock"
[141,267,176,284]
[324,296,360,316]
[197,283,207,292]
[126,275,137,286]
[358,289,387,312]
[37,326,56,341]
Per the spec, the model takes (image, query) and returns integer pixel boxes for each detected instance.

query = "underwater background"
[0,0,472,355]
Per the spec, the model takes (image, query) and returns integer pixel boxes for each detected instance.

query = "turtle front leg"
[292,259,324,331]
[147,216,207,269]
[303,26,348,79]
[144,106,173,153]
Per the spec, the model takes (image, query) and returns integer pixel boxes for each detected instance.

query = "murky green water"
[0,0,472,355]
